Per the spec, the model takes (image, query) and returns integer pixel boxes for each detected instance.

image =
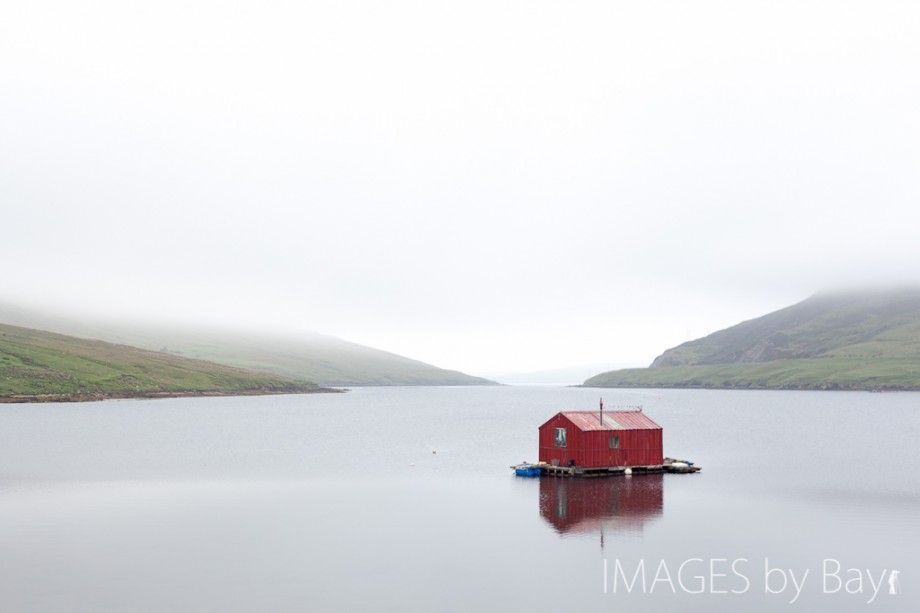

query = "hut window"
[609,436,620,449]
[554,428,567,448]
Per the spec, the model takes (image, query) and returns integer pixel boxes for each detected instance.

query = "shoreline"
[0,386,345,404]
[579,384,919,392]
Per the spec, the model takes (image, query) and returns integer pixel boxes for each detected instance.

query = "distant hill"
[98,328,495,387]
[0,303,495,387]
[0,323,324,402]
[487,363,633,386]
[584,288,920,390]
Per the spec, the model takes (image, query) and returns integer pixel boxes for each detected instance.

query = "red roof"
[553,411,661,431]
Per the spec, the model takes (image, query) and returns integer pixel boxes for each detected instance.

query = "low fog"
[2,2,919,376]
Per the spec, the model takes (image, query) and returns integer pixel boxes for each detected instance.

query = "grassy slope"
[584,359,920,390]
[586,289,920,390]
[651,290,920,366]
[0,323,319,398]
[0,303,494,386]
[109,330,496,387]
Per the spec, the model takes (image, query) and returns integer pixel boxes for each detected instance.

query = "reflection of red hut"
[538,408,662,468]
[539,475,664,534]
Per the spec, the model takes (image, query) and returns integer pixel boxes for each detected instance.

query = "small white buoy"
[624,467,633,476]
[432,450,437,454]
[409,463,416,467]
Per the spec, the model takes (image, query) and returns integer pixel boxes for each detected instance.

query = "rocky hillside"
[585,288,920,390]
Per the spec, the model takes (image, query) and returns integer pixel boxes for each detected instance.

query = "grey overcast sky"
[2,1,919,376]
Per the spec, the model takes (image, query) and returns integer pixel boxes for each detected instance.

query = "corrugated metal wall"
[538,413,664,468]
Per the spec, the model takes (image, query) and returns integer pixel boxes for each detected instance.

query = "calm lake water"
[1,386,917,612]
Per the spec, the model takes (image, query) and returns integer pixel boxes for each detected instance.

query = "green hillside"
[102,328,495,387]
[0,323,324,402]
[585,288,920,390]
[0,303,495,386]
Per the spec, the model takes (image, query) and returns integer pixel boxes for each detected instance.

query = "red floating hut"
[538,401,663,469]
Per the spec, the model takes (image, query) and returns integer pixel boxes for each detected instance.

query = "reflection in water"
[539,474,663,537]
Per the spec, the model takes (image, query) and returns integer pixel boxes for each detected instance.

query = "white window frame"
[554,427,567,448]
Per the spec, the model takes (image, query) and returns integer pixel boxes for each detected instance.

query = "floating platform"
[511,457,701,478]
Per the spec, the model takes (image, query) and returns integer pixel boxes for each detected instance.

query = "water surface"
[1,387,917,611]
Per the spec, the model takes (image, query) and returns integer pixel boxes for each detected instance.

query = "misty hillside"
[0,323,320,401]
[652,288,920,366]
[101,328,496,387]
[0,303,494,386]
[585,288,920,390]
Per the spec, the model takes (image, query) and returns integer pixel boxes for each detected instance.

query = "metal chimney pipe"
[599,397,604,424]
